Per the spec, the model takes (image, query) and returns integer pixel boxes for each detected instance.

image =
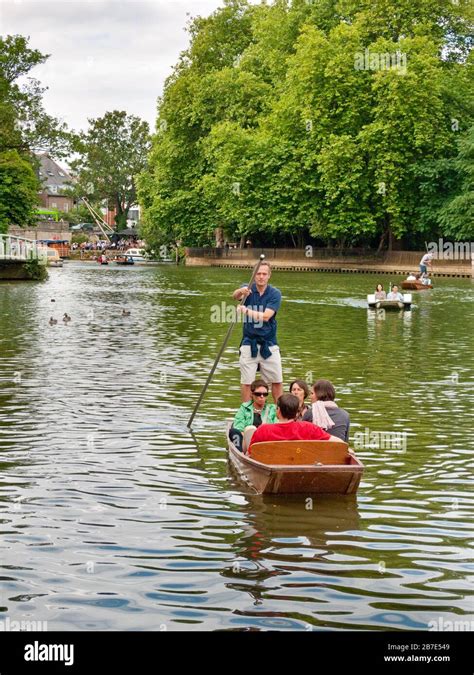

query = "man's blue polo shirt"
[241,283,282,348]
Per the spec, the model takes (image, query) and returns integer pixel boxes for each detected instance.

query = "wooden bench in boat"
[226,421,364,494]
[249,440,350,466]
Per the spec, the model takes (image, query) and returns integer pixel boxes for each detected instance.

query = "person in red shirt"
[248,393,344,454]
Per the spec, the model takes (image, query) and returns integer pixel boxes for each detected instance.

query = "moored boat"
[401,280,433,290]
[227,431,364,495]
[46,248,63,267]
[124,248,146,263]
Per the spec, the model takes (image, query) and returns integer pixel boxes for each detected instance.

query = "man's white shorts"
[239,345,283,385]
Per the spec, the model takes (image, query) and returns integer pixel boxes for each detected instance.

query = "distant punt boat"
[367,294,412,310]
[227,430,364,495]
[114,256,135,265]
[401,280,433,290]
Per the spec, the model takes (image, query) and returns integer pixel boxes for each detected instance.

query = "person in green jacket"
[229,379,277,452]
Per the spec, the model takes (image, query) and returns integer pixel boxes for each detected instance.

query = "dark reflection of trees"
[0,285,37,466]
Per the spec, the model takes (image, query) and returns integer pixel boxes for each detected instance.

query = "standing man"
[233,261,283,403]
[419,251,434,276]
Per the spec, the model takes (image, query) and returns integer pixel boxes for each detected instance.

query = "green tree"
[137,0,258,246]
[139,0,474,249]
[0,35,76,232]
[440,124,474,239]
[0,150,39,233]
[70,111,150,231]
[0,35,73,157]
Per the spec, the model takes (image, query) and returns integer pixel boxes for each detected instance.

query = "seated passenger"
[406,273,417,281]
[374,284,386,300]
[289,379,310,420]
[303,379,350,442]
[229,379,277,453]
[421,274,431,286]
[387,285,404,301]
[248,393,343,453]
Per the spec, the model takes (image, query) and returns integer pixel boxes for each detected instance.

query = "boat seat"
[250,440,350,466]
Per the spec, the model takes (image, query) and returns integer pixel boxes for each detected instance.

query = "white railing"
[0,234,48,263]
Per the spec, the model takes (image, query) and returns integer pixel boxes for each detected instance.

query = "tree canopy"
[0,35,74,232]
[138,0,474,249]
[70,111,151,230]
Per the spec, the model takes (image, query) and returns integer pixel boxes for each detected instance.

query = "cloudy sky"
[0,0,231,132]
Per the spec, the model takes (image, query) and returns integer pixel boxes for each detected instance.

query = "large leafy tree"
[0,35,75,232]
[139,0,474,249]
[439,123,474,239]
[0,35,72,157]
[0,150,39,232]
[137,0,258,246]
[70,111,151,230]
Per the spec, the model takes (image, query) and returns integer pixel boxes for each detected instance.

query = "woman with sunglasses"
[229,380,277,453]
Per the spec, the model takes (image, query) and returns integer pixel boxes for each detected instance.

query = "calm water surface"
[0,263,473,631]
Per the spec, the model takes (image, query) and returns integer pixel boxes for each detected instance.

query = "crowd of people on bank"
[71,239,145,253]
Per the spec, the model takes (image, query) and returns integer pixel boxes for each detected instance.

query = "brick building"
[36,152,74,213]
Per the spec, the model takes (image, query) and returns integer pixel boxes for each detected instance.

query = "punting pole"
[187,253,266,429]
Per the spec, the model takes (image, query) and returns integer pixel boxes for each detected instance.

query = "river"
[0,263,472,631]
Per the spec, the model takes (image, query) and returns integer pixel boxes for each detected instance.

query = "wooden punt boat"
[367,294,412,311]
[114,256,135,265]
[227,434,364,495]
[401,280,432,290]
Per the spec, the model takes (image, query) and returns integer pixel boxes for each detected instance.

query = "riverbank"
[185,247,473,278]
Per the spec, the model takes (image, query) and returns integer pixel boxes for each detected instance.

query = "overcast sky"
[0,0,230,132]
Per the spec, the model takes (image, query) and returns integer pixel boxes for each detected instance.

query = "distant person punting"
[419,252,434,276]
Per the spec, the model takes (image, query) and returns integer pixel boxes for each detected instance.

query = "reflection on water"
[0,265,472,631]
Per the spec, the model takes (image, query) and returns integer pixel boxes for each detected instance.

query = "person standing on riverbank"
[233,261,283,403]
